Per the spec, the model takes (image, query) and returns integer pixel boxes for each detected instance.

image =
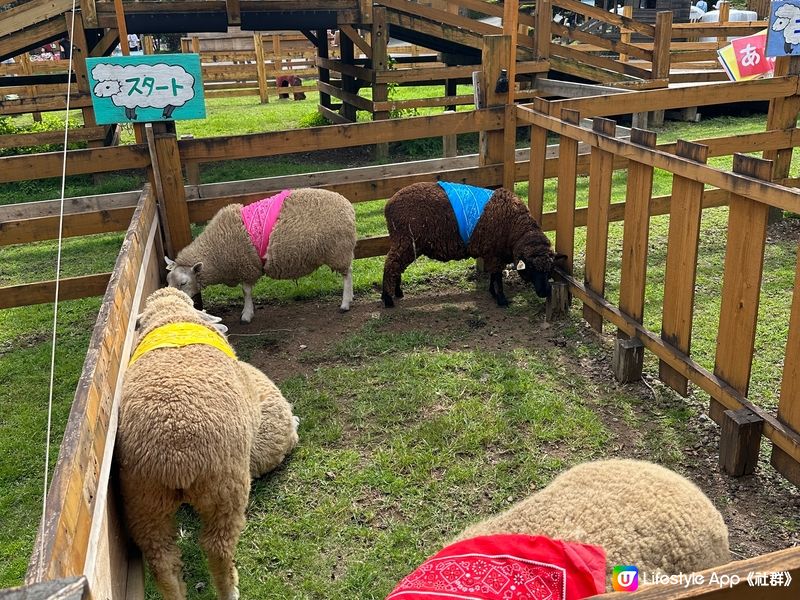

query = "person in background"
[127,33,141,52]
[696,0,708,11]
[59,36,71,60]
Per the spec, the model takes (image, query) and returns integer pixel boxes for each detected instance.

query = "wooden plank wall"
[25,186,161,596]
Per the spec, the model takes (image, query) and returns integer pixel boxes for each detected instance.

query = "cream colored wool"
[454,459,730,588]
[174,204,263,289]
[263,188,356,279]
[117,288,298,600]
[167,188,357,322]
[238,361,299,478]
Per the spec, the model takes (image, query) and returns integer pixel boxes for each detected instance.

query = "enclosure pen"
[2,2,800,597]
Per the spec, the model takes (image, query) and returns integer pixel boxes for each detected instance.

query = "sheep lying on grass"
[389,459,729,598]
[117,287,299,600]
[166,188,357,323]
[382,182,563,308]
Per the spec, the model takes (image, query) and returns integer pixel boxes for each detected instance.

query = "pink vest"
[240,190,292,262]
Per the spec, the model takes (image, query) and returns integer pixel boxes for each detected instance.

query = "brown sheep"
[382,182,562,307]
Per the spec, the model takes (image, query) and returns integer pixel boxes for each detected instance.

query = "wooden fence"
[4,63,800,599]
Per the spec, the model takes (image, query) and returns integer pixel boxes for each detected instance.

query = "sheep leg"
[382,239,415,308]
[162,104,176,119]
[489,272,509,307]
[395,274,404,298]
[193,481,249,600]
[125,106,137,120]
[121,479,185,600]
[340,264,353,312]
[241,283,255,324]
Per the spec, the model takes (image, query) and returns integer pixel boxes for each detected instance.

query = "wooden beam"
[0,0,75,39]
[0,145,149,184]
[516,105,800,213]
[0,273,111,309]
[89,29,120,58]
[0,17,67,61]
[179,108,504,162]
[318,81,373,112]
[226,0,241,26]
[340,24,372,59]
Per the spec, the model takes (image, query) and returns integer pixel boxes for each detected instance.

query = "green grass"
[2,96,800,591]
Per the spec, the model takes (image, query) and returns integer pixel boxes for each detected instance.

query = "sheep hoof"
[240,316,252,324]
[339,304,351,313]
[496,297,509,307]
[381,292,395,308]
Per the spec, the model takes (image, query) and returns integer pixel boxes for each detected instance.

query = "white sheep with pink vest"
[166,188,357,322]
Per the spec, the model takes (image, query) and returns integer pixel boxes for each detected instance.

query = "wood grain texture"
[659,140,708,396]
[618,128,657,330]
[583,117,616,332]
[555,109,580,274]
[713,155,772,394]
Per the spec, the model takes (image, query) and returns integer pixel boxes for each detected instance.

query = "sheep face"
[134,287,195,333]
[165,257,203,298]
[93,80,121,98]
[516,255,554,298]
[772,5,797,31]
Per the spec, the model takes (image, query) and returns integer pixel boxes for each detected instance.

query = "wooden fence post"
[583,117,616,333]
[619,5,633,63]
[650,11,672,126]
[772,216,800,486]
[316,28,332,110]
[555,108,580,276]
[713,154,772,473]
[254,33,269,104]
[534,0,551,62]
[372,6,390,161]
[659,140,708,396]
[527,98,549,224]
[764,56,800,223]
[615,127,657,383]
[147,124,192,257]
[340,31,358,121]
[479,35,512,170]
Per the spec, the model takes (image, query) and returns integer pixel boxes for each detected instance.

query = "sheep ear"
[196,310,223,324]
[165,256,176,271]
[516,260,526,271]
[192,262,203,275]
[212,323,228,334]
[134,312,144,330]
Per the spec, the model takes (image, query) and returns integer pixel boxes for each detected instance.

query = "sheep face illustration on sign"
[86,54,206,124]
[767,1,800,56]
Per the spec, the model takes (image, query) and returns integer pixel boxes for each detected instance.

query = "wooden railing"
[25,184,161,595]
[3,67,800,597]
[521,87,800,487]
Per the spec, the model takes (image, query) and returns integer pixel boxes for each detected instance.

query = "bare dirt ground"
[220,273,800,564]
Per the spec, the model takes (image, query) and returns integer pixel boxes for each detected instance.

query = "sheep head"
[165,256,203,298]
[93,80,121,98]
[134,287,227,341]
[513,235,568,299]
[772,5,797,31]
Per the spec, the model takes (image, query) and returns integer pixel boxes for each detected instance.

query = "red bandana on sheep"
[387,534,606,600]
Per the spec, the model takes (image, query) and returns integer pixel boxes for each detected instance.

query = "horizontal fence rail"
[520,99,800,488]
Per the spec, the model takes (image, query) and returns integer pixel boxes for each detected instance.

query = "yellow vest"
[129,322,237,366]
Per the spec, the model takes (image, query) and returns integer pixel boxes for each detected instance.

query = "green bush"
[298,110,332,128]
[0,114,88,157]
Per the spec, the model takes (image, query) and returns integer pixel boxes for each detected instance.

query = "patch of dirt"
[768,217,800,245]
[218,274,799,561]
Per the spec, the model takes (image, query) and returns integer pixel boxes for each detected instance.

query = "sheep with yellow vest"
[117,287,299,600]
